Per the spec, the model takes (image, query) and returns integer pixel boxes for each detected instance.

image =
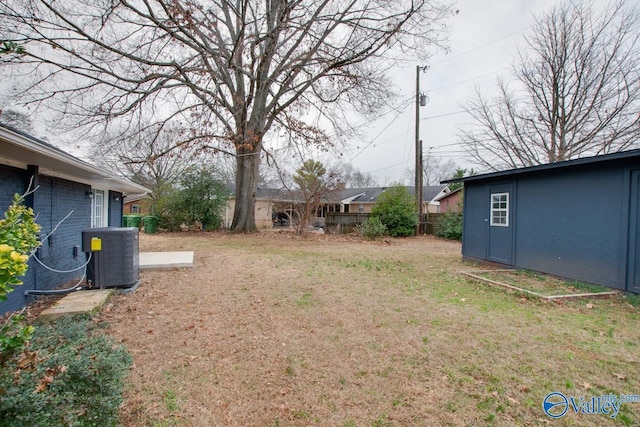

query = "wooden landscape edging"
[461,270,620,301]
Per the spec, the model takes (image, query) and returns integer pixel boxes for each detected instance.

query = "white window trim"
[490,192,509,227]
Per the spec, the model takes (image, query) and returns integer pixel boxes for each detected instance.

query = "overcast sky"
[0,0,622,186]
[340,0,616,185]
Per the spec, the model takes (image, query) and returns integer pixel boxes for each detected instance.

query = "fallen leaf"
[34,375,54,393]
[585,303,594,309]
[506,394,520,404]
[581,381,592,390]
[18,350,37,369]
[460,298,467,302]
[520,385,530,393]
[614,373,627,380]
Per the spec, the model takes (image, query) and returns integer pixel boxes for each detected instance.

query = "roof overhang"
[0,126,149,195]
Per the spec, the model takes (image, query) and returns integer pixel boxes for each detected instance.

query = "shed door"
[627,171,640,293]
[487,184,514,265]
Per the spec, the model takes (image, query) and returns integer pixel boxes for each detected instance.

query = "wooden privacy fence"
[423,213,445,235]
[326,212,445,235]
[325,213,370,234]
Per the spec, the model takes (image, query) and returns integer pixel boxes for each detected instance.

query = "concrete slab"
[139,251,194,270]
[40,289,112,318]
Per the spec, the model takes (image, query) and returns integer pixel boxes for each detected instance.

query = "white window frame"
[92,189,109,228]
[490,192,509,227]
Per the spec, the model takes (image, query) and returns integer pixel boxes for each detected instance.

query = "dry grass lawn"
[98,231,640,426]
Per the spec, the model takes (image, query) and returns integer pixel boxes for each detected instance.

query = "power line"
[429,26,531,67]
[427,66,511,93]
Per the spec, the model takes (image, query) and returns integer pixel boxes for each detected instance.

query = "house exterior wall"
[1,166,128,314]
[462,160,636,291]
[0,168,94,314]
[345,203,375,214]
[1,164,32,314]
[224,199,274,229]
[124,198,151,215]
[109,191,123,226]
[438,191,462,212]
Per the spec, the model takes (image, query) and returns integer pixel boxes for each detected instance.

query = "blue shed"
[443,150,640,294]
[0,123,149,315]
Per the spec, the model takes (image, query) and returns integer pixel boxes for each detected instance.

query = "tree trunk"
[231,145,261,233]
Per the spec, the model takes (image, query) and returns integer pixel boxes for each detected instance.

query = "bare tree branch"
[459,1,640,171]
[1,0,455,231]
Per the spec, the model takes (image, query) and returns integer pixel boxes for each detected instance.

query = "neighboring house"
[224,187,297,229]
[336,185,449,215]
[225,185,450,229]
[435,186,463,213]
[443,150,640,294]
[0,123,149,314]
[123,193,150,215]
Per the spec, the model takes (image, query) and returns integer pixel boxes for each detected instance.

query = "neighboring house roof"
[245,185,450,205]
[337,185,449,205]
[434,186,462,202]
[0,123,149,194]
[442,149,640,184]
[123,193,148,204]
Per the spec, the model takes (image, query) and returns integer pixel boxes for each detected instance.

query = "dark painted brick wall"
[0,168,93,314]
[109,191,123,226]
[0,165,30,314]
[0,164,28,213]
[32,175,92,294]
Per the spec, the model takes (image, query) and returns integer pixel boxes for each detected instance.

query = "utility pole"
[415,65,428,235]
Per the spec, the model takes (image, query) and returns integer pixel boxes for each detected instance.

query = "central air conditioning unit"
[82,227,139,289]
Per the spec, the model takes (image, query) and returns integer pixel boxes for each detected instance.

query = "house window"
[490,192,509,227]
[132,204,140,214]
[92,189,107,227]
[358,204,364,213]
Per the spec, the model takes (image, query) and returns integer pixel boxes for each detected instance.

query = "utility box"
[82,227,139,289]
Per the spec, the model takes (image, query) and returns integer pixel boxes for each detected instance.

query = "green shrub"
[155,166,228,231]
[0,193,41,361]
[434,211,462,240]
[370,186,417,237]
[0,315,132,427]
[0,193,41,299]
[356,217,388,240]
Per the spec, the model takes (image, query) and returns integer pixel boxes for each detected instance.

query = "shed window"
[490,193,509,227]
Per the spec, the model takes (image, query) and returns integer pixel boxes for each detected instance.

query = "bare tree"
[459,1,640,171]
[0,108,33,134]
[93,124,205,206]
[330,162,378,188]
[403,152,457,186]
[422,152,457,186]
[0,0,454,232]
